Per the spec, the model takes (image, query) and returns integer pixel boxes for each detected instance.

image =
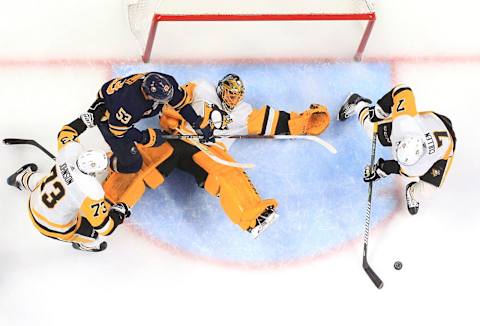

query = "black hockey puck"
[394,261,403,270]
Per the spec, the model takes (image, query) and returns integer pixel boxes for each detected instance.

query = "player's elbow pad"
[88,98,108,125]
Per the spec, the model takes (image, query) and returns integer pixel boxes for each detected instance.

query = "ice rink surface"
[1,1,480,326]
[118,62,398,264]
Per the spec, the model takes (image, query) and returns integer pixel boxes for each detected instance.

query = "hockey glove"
[288,104,330,135]
[363,158,388,182]
[108,202,131,227]
[192,116,215,143]
[140,128,165,147]
[304,104,330,135]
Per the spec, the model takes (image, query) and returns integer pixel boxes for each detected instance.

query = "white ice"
[0,1,479,325]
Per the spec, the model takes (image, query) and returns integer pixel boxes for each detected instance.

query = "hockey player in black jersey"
[92,72,214,173]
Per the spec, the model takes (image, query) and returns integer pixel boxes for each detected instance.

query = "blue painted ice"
[113,62,400,264]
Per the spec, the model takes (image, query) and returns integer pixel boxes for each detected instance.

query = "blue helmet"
[141,73,174,103]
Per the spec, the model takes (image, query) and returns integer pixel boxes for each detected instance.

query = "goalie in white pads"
[7,114,130,252]
[338,85,456,215]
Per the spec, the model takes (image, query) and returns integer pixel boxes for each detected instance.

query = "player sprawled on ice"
[103,73,330,238]
[92,72,214,173]
[337,84,456,215]
[6,112,131,252]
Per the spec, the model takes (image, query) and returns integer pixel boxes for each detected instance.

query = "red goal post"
[126,0,376,63]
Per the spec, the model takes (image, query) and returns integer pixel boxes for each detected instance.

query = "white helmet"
[395,135,426,166]
[77,150,108,175]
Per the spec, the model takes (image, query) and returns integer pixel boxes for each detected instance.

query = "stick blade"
[363,261,384,289]
[3,138,30,145]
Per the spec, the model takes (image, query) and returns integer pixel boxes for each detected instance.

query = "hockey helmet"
[141,73,174,104]
[216,74,245,111]
[77,150,108,175]
[395,134,426,166]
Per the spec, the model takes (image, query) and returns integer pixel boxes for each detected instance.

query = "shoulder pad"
[73,170,105,201]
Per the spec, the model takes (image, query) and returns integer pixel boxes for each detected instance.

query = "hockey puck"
[394,261,403,270]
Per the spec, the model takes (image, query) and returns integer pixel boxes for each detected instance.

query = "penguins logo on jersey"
[208,103,232,130]
[431,168,441,178]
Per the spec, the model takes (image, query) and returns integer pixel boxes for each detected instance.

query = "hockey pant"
[103,140,278,231]
[28,197,100,245]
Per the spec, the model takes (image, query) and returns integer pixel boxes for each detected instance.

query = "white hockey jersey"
[375,85,455,184]
[190,80,253,149]
[390,113,454,177]
[28,141,108,240]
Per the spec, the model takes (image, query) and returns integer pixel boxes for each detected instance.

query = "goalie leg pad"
[103,171,146,208]
[192,146,278,230]
[103,143,174,207]
[288,104,330,135]
[137,143,174,189]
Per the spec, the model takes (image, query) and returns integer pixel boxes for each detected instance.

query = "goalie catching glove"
[288,104,330,135]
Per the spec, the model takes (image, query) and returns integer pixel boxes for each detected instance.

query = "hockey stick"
[161,134,337,154]
[362,130,384,289]
[173,129,255,169]
[3,138,56,160]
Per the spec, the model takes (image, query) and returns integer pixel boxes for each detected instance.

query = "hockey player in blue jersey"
[91,72,214,173]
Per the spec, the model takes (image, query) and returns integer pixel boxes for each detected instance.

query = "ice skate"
[337,93,372,121]
[7,163,38,190]
[72,240,107,252]
[405,182,420,215]
[247,206,278,239]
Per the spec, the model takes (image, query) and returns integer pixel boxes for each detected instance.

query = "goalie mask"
[77,150,109,175]
[216,74,245,112]
[141,73,174,104]
[394,135,426,166]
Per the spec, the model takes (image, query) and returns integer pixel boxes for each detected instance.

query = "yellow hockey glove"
[288,104,330,135]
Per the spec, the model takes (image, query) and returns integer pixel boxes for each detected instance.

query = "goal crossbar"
[143,12,376,62]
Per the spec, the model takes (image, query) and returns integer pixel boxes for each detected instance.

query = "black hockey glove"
[140,128,165,147]
[108,202,131,227]
[192,116,215,143]
[363,158,388,182]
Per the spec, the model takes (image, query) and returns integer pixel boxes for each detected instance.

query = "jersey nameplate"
[425,132,436,154]
[59,162,73,185]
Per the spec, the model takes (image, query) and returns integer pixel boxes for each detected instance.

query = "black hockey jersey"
[98,72,190,140]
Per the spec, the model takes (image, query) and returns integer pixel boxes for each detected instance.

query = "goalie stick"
[173,128,255,169]
[3,136,255,169]
[362,130,384,289]
[161,133,337,154]
[3,138,56,160]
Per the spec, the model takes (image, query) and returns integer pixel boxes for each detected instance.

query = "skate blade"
[251,212,279,239]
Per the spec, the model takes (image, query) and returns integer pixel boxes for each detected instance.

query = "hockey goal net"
[126,0,376,63]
